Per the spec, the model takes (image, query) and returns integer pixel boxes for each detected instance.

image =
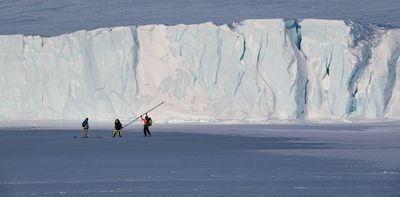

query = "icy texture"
[1,19,400,122]
[1,123,400,196]
[1,0,399,36]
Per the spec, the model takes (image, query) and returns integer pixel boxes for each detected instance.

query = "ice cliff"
[1,19,400,122]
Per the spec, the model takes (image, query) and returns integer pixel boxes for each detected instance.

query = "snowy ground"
[0,122,399,196]
[0,0,399,36]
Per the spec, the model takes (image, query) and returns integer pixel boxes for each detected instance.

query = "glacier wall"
[1,19,400,122]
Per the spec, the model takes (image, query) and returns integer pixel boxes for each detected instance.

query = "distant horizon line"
[1,18,398,38]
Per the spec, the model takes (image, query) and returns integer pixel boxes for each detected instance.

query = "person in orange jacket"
[140,113,152,137]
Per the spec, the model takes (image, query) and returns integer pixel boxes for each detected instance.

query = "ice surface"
[0,123,399,196]
[1,19,400,122]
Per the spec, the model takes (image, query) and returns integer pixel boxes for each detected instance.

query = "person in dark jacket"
[113,119,123,137]
[82,118,89,138]
[140,114,152,137]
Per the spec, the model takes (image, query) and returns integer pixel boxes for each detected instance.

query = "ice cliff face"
[1,19,400,122]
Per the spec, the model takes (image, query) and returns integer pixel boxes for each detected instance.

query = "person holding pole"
[113,119,123,137]
[141,113,152,137]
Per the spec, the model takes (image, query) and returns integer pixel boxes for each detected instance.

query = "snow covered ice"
[1,19,400,122]
[0,123,400,196]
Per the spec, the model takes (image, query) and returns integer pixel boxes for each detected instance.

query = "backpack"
[147,117,152,126]
[82,120,88,127]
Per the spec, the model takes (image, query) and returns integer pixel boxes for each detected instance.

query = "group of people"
[81,114,153,138]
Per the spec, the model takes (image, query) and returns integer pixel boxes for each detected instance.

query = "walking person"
[141,114,152,137]
[82,117,89,138]
[113,119,123,137]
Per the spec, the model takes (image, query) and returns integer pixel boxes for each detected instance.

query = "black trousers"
[113,129,122,137]
[143,126,151,136]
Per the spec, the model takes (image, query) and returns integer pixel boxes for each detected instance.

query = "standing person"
[141,113,152,137]
[82,118,89,138]
[113,119,123,137]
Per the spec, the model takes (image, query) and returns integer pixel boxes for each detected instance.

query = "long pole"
[122,101,165,128]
